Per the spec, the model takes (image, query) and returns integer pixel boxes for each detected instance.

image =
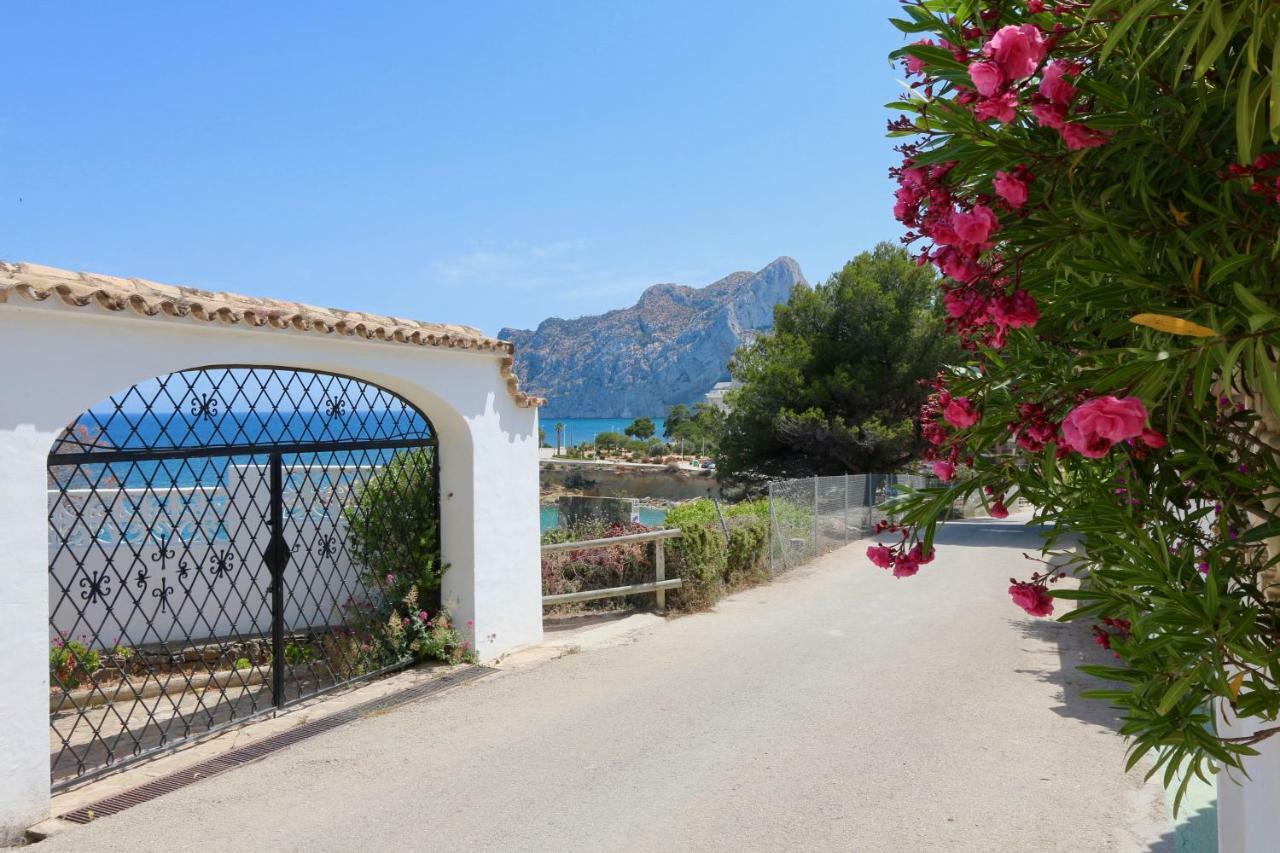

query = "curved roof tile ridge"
[0,261,546,408]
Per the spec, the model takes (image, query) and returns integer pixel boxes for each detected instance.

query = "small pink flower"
[1061,396,1149,458]
[975,91,1019,124]
[984,24,1047,81]
[1039,60,1083,105]
[1028,0,1045,12]
[1138,428,1166,449]
[1009,582,1054,617]
[990,290,1040,329]
[905,39,934,76]
[1031,100,1068,129]
[993,170,1029,208]
[1197,562,1210,576]
[893,551,921,578]
[866,545,894,569]
[944,289,990,320]
[419,610,430,622]
[385,573,395,584]
[989,500,1010,519]
[968,61,1004,97]
[951,205,1000,247]
[932,459,956,482]
[943,397,981,429]
[1061,122,1110,150]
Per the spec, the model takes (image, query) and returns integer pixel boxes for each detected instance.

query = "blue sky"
[2,2,906,337]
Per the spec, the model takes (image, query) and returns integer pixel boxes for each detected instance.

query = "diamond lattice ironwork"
[47,366,438,788]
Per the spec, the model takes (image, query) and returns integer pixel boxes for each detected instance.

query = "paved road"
[44,517,1175,852]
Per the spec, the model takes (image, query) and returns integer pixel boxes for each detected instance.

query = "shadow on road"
[1011,618,1219,852]
[931,518,1051,551]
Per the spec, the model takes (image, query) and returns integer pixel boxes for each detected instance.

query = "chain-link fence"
[766,473,948,573]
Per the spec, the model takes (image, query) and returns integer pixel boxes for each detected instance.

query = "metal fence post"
[267,453,287,710]
[843,474,849,544]
[768,481,776,573]
[812,475,819,557]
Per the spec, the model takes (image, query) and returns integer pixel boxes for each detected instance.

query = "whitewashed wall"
[0,298,543,842]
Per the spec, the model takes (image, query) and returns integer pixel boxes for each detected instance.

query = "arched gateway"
[0,261,544,842]
[48,366,440,786]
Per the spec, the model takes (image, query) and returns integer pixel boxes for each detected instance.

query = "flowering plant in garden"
[877,0,1280,807]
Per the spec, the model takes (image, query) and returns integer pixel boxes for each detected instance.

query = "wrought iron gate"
[47,366,439,787]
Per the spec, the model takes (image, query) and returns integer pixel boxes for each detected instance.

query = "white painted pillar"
[1218,704,1280,852]
[0,426,57,843]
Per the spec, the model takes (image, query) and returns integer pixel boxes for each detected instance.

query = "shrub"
[666,522,726,610]
[50,637,101,690]
[346,448,443,612]
[343,448,470,664]
[726,518,770,586]
[541,521,656,610]
[882,0,1280,804]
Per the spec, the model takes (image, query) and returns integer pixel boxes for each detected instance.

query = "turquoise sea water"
[544,417,666,447]
[539,504,668,533]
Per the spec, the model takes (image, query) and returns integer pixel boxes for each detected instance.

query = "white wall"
[1218,703,1280,852]
[0,298,542,842]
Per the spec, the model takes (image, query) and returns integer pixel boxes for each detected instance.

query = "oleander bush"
[878,0,1280,808]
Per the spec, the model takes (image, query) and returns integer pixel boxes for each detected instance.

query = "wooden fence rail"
[540,528,683,610]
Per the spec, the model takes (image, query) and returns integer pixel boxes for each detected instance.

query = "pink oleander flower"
[1061,122,1110,150]
[990,289,1040,328]
[993,170,1029,208]
[968,61,1004,97]
[989,499,1010,519]
[1061,395,1149,458]
[893,550,922,578]
[951,204,999,247]
[1028,0,1045,12]
[1138,428,1166,449]
[943,396,981,429]
[975,91,1019,123]
[867,545,894,569]
[1031,100,1068,129]
[905,39,935,76]
[1009,581,1054,617]
[937,249,983,283]
[1039,60,1081,105]
[933,459,956,481]
[943,288,990,320]
[908,542,935,565]
[984,24,1047,81]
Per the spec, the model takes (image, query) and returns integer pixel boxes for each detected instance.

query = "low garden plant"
[879,0,1280,809]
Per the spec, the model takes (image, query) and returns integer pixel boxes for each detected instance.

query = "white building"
[0,261,545,842]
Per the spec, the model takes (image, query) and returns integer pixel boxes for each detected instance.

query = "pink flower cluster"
[1221,153,1280,203]
[1060,395,1163,459]
[1008,571,1063,617]
[866,521,936,578]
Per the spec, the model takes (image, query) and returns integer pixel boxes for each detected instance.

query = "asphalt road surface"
[42,516,1174,852]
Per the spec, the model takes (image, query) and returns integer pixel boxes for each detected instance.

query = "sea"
[544,417,666,448]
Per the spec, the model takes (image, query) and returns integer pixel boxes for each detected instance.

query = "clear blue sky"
[1,2,905,337]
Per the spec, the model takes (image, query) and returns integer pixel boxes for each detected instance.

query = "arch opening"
[46,365,442,788]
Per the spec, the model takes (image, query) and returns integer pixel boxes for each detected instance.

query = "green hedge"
[665,498,770,611]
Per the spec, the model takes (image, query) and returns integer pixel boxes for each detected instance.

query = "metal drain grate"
[59,665,493,825]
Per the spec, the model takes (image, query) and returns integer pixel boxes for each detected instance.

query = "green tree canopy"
[663,405,689,439]
[624,417,656,440]
[716,243,956,479]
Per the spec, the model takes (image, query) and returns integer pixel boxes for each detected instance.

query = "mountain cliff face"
[498,257,807,417]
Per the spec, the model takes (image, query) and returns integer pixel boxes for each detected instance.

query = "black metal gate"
[47,366,439,787]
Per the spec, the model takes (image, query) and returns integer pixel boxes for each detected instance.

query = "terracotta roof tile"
[0,261,545,407]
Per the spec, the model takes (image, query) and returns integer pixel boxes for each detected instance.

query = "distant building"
[704,380,739,412]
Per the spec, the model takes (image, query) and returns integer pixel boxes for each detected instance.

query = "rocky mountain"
[499,257,807,418]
